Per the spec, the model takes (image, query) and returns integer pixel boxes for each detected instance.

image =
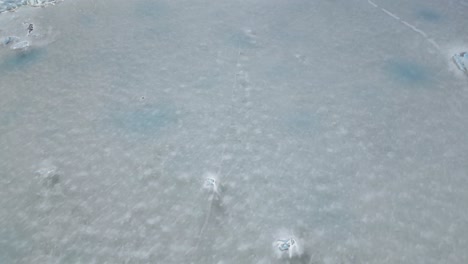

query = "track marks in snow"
[367,0,440,50]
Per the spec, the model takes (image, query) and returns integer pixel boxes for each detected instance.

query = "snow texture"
[1,0,468,263]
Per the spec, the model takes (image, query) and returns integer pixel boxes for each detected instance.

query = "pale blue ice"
[1,0,468,263]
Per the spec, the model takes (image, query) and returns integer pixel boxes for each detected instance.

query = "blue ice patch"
[287,111,316,130]
[384,60,429,84]
[133,0,171,39]
[263,62,301,83]
[417,9,441,22]
[281,110,321,137]
[135,0,168,19]
[227,30,258,49]
[0,111,20,130]
[79,14,97,27]
[0,48,45,72]
[109,104,177,136]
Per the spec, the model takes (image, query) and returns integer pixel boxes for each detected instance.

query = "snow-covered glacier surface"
[1,0,468,263]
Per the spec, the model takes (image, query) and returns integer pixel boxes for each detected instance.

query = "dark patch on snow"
[384,60,429,84]
[417,9,441,22]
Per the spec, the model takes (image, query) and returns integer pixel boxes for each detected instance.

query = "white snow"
[1,0,468,263]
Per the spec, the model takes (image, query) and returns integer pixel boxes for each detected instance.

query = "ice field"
[1,0,468,263]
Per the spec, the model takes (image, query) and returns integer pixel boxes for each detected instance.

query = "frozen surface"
[1,0,468,263]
